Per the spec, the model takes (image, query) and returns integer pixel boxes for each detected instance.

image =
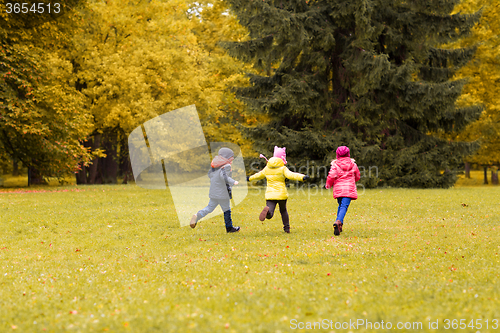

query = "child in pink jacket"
[325,146,360,236]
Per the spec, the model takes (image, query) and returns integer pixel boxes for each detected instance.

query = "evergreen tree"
[224,0,483,188]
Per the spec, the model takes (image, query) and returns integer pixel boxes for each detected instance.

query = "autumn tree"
[224,0,483,188]
[70,0,257,184]
[0,0,92,184]
[189,0,263,155]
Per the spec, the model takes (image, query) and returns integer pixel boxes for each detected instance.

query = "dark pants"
[266,200,289,231]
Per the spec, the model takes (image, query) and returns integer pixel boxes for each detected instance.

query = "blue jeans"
[336,197,352,223]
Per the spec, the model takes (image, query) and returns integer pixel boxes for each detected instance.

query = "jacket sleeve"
[249,168,266,181]
[353,164,361,182]
[325,164,338,189]
[221,166,236,186]
[283,167,306,181]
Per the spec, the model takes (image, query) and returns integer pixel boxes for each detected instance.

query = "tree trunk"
[88,134,102,184]
[492,167,499,185]
[12,158,19,176]
[483,166,488,185]
[76,138,93,185]
[464,162,470,179]
[121,157,133,184]
[118,132,132,184]
[100,134,118,184]
[28,166,46,185]
[76,166,87,184]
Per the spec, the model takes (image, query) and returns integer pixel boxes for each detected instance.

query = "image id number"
[443,319,499,330]
[5,3,61,14]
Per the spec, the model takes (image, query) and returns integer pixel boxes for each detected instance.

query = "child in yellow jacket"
[247,146,309,233]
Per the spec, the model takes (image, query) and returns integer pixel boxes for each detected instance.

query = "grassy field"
[1,185,499,332]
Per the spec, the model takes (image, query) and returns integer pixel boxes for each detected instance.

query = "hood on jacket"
[267,157,285,168]
[333,157,355,172]
[208,164,231,178]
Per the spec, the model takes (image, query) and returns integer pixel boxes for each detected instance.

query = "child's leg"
[220,200,240,233]
[266,200,278,219]
[336,197,352,224]
[277,200,290,232]
[219,200,232,229]
[197,199,219,220]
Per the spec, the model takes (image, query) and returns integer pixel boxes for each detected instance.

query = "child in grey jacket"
[190,147,240,233]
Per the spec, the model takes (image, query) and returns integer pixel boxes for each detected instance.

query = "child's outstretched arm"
[248,168,266,182]
[283,167,307,181]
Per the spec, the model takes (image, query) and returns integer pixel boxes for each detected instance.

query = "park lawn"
[0,175,77,188]
[0,185,499,332]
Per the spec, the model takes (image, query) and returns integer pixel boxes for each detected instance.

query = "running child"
[247,146,309,233]
[325,146,360,236]
[190,147,240,233]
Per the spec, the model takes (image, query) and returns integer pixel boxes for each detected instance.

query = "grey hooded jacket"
[208,164,235,200]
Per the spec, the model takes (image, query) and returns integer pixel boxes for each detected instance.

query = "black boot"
[282,210,290,233]
[224,210,240,233]
[227,226,241,233]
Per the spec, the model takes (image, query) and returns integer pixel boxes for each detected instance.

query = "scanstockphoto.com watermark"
[290,318,499,331]
[248,160,379,199]
[290,318,423,330]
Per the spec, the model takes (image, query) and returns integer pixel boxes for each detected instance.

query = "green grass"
[1,185,499,332]
[0,175,78,188]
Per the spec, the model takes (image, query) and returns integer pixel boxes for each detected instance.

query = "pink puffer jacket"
[325,157,361,199]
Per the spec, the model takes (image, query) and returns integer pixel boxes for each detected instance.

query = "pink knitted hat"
[259,146,287,164]
[273,146,287,164]
[336,146,350,158]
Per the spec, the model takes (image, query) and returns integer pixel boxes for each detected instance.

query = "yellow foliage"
[449,0,500,164]
[69,0,261,157]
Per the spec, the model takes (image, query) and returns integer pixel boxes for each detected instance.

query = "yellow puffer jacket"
[249,157,306,200]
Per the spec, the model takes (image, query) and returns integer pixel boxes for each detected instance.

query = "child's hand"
[234,181,239,185]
